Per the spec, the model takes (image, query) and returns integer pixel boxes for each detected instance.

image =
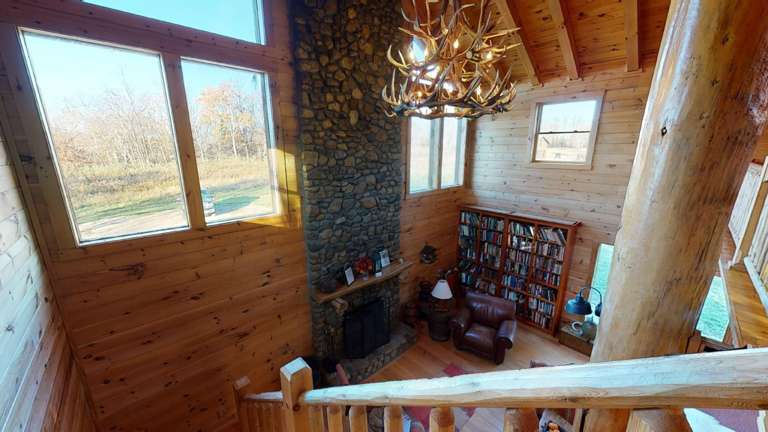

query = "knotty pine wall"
[466,65,656,323]
[0,2,312,431]
[0,115,95,430]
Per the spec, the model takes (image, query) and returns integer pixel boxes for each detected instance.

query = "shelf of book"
[456,205,580,335]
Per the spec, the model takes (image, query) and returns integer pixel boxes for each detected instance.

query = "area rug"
[404,364,475,431]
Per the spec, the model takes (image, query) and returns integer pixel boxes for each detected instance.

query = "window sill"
[405,185,465,200]
[528,161,593,171]
[56,212,295,260]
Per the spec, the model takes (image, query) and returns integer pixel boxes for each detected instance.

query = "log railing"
[234,348,768,431]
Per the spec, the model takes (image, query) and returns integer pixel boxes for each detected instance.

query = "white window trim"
[527,91,605,170]
[405,117,468,197]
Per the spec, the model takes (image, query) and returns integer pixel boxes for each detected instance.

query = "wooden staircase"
[233,348,768,432]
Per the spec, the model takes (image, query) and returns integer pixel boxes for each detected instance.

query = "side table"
[428,311,452,341]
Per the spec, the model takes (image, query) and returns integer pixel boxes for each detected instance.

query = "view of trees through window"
[534,99,597,163]
[182,59,276,224]
[23,31,276,243]
[23,31,188,242]
[408,115,466,194]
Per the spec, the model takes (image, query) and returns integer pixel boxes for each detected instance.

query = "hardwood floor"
[365,323,588,431]
[368,322,588,384]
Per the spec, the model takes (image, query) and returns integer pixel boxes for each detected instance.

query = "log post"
[280,358,313,432]
[585,0,768,430]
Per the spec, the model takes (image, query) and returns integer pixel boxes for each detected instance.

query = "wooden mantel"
[312,260,413,304]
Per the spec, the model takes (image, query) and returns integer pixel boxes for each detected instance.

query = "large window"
[529,94,603,168]
[22,31,189,243]
[182,59,277,224]
[85,0,266,44]
[21,30,279,245]
[407,116,467,194]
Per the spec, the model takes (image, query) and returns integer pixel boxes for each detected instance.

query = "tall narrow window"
[85,0,266,44]
[181,59,278,224]
[407,115,467,194]
[588,243,614,324]
[696,276,729,342]
[22,31,188,244]
[529,95,603,168]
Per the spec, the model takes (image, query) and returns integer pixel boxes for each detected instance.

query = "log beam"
[585,0,768,429]
[624,0,639,71]
[546,0,579,79]
[495,0,540,85]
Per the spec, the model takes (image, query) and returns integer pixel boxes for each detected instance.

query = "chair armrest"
[449,308,471,335]
[496,320,517,348]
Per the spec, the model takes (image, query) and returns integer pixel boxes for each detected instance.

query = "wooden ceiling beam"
[624,0,640,71]
[494,0,540,85]
[547,0,579,80]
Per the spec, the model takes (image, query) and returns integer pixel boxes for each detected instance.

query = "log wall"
[466,66,656,322]
[0,92,95,430]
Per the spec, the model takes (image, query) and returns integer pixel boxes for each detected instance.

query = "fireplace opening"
[343,299,390,359]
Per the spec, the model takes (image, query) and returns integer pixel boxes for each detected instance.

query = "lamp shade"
[431,279,453,300]
[565,287,593,316]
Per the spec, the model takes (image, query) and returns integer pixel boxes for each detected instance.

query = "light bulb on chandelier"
[382,0,520,119]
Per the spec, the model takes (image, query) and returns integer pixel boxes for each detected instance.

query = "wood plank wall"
[0,2,313,431]
[0,102,95,430]
[466,65,656,323]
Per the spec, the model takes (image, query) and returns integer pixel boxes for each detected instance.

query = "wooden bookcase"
[457,205,581,335]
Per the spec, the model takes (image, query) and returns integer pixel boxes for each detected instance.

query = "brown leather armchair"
[449,291,517,364]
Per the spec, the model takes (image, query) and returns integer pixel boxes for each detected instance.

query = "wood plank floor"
[365,322,588,431]
[368,323,588,383]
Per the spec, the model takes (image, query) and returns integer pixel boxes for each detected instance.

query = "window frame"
[404,116,468,197]
[0,0,295,254]
[527,91,605,170]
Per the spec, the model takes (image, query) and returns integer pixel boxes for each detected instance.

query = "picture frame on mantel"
[379,249,391,268]
[344,267,355,286]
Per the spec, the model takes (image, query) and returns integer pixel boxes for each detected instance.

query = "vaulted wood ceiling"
[504,0,671,82]
[402,0,671,83]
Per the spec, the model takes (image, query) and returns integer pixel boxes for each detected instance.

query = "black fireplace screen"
[343,299,390,359]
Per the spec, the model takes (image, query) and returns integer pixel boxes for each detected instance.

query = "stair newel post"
[232,376,253,432]
[584,0,768,430]
[503,408,539,432]
[279,358,314,432]
[349,406,368,432]
[429,407,455,432]
[384,406,404,432]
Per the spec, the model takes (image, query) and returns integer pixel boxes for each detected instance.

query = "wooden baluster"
[309,406,325,432]
[232,377,252,432]
[384,406,403,432]
[258,405,271,432]
[280,358,314,432]
[503,408,539,432]
[326,405,344,432]
[429,407,454,432]
[273,404,286,432]
[349,406,368,432]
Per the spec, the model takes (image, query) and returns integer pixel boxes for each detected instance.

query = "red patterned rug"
[405,364,475,430]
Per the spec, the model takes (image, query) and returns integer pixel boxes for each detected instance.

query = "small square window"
[529,95,603,168]
[85,0,266,44]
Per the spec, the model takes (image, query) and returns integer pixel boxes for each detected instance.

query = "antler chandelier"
[382,0,520,119]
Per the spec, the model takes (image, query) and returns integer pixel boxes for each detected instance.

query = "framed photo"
[379,249,391,268]
[344,267,355,286]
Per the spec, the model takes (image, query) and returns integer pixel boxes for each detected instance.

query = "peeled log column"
[585,0,768,430]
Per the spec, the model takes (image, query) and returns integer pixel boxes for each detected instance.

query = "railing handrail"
[243,391,283,403]
[273,348,768,410]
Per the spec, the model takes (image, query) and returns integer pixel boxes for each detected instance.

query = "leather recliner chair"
[449,291,517,364]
